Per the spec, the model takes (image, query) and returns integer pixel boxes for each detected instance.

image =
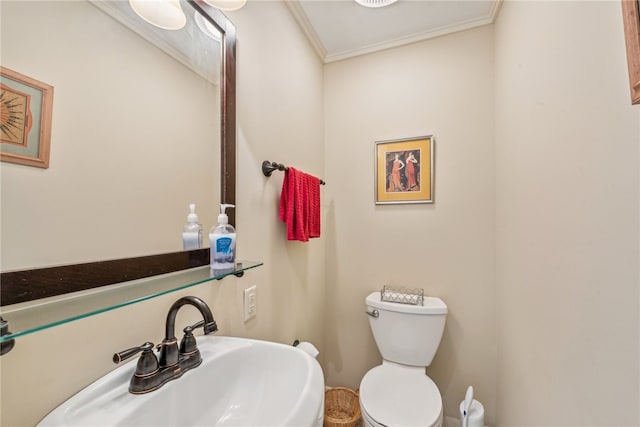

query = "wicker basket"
[324,387,361,427]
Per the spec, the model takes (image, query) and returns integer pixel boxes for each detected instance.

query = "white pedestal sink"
[38,336,325,426]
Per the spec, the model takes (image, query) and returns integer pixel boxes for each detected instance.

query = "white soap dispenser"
[182,203,203,250]
[209,204,236,275]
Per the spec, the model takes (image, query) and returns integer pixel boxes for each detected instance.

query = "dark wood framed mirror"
[0,0,236,306]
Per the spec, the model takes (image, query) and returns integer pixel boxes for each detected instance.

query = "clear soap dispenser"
[182,203,203,250]
[209,204,236,275]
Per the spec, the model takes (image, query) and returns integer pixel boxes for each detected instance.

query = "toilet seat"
[359,363,443,427]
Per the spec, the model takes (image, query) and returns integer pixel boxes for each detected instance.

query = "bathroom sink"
[38,336,325,426]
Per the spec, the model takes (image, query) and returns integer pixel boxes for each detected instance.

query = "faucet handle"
[183,320,205,335]
[114,342,160,379]
[182,319,218,336]
[113,342,155,364]
[180,321,206,354]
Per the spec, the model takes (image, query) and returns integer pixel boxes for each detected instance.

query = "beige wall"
[0,1,326,425]
[225,0,327,355]
[323,25,498,423]
[494,1,639,425]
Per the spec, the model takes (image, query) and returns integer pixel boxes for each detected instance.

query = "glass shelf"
[0,261,262,344]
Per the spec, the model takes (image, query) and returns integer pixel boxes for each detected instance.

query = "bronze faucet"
[113,296,218,394]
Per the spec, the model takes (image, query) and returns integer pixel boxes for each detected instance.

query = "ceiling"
[286,0,502,63]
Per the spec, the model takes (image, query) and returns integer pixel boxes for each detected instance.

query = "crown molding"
[325,14,495,63]
[489,0,503,23]
[285,0,327,60]
[287,0,502,64]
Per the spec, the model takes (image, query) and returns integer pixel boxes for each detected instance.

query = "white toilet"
[359,291,448,427]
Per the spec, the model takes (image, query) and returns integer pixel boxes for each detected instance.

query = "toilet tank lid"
[366,292,447,314]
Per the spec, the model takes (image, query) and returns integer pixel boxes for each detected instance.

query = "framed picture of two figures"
[375,135,434,205]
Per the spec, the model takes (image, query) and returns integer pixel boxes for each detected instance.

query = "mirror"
[0,0,236,304]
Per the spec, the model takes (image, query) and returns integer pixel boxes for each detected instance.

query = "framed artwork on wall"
[621,0,640,104]
[374,135,434,205]
[0,66,54,168]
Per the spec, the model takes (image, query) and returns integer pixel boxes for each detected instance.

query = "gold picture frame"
[375,135,434,205]
[1,66,54,168]
[622,0,640,105]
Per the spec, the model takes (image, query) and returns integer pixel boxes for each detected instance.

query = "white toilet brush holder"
[459,398,484,427]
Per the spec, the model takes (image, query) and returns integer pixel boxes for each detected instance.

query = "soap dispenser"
[182,203,203,250]
[209,204,236,275]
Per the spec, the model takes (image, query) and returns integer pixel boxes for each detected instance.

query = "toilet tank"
[366,291,447,367]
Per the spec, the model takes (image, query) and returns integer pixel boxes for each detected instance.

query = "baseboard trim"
[444,414,488,427]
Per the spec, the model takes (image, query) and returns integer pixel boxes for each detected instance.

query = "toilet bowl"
[359,291,447,427]
[360,363,443,427]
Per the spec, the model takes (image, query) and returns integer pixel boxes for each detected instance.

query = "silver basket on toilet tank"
[380,285,424,306]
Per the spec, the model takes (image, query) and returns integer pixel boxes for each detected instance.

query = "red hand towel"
[279,167,321,241]
[307,174,321,238]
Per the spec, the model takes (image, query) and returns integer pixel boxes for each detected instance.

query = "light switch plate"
[243,285,257,322]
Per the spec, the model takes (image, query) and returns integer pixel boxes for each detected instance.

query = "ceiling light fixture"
[203,0,247,12]
[354,0,398,8]
[129,0,186,30]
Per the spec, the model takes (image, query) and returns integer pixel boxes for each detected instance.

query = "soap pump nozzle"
[218,204,235,224]
[187,203,198,224]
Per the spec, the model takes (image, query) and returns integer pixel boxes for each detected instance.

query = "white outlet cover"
[243,285,257,322]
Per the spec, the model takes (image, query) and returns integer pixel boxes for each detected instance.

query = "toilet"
[359,291,448,427]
